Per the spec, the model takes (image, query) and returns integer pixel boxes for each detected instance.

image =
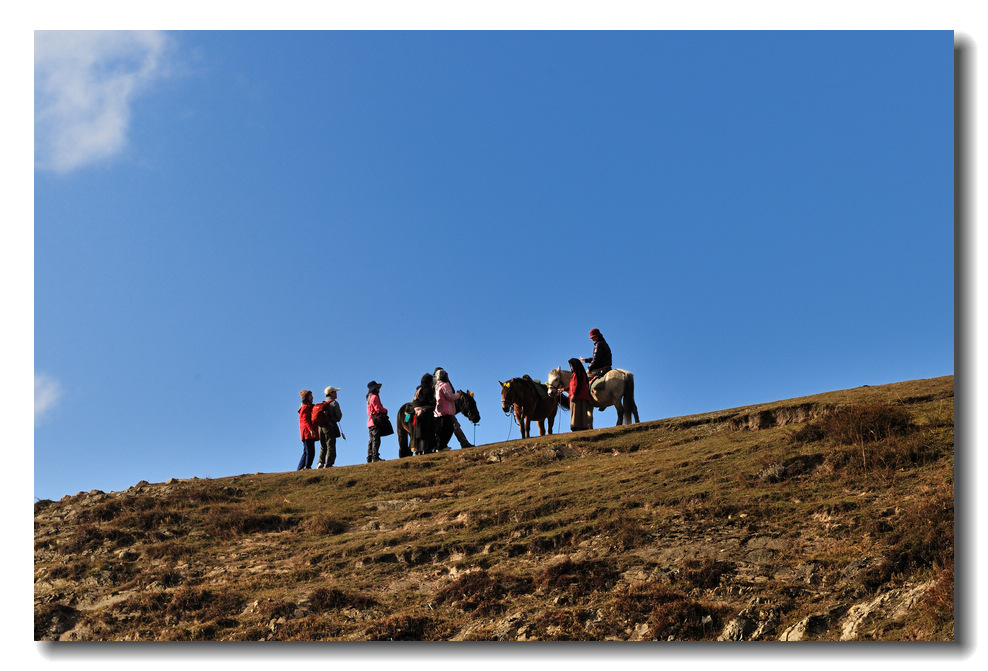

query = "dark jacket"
[587,338,612,373]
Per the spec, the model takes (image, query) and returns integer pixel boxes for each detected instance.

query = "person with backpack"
[313,386,344,468]
[297,390,317,470]
[365,381,388,463]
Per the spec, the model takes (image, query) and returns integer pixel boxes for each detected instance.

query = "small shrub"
[34,499,55,514]
[143,541,193,561]
[676,557,734,590]
[646,597,730,641]
[434,569,531,616]
[821,403,915,445]
[80,499,124,523]
[365,614,445,641]
[789,422,827,445]
[306,514,348,535]
[530,607,591,640]
[166,586,243,621]
[204,507,298,537]
[35,602,78,641]
[608,581,686,623]
[308,587,376,611]
[599,512,651,550]
[535,558,618,596]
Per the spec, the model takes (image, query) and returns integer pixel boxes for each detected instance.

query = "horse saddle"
[522,375,550,400]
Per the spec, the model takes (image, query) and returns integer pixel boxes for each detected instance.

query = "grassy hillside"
[34,376,954,641]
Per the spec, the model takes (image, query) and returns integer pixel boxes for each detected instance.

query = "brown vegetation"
[34,376,954,641]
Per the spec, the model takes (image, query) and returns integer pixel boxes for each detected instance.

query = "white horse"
[547,367,640,426]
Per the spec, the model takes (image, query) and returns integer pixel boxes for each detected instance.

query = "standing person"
[580,328,612,383]
[315,386,344,468]
[411,373,437,455]
[433,367,472,448]
[433,368,460,451]
[297,390,317,470]
[365,381,388,463]
[564,358,594,431]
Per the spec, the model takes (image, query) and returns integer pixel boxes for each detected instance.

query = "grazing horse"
[396,390,480,458]
[500,376,558,439]
[548,367,639,426]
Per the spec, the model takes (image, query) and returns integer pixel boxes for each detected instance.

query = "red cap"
[589,328,601,338]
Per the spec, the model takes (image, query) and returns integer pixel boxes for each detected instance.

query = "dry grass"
[35,375,954,641]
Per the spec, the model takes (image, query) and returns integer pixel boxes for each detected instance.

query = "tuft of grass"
[308,587,376,611]
[434,569,531,616]
[536,558,618,596]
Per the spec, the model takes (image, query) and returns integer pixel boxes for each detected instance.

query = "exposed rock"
[840,582,933,640]
[779,606,846,641]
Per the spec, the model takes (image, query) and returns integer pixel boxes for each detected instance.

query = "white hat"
[325,386,340,396]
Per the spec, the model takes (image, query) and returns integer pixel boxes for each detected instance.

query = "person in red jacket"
[297,389,317,470]
[564,358,593,431]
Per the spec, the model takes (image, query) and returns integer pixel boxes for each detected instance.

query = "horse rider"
[580,328,612,384]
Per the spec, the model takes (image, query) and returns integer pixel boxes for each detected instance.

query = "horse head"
[547,367,567,394]
[499,380,514,414]
[456,390,481,424]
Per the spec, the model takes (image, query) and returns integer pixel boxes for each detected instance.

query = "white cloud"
[35,373,63,427]
[34,30,170,172]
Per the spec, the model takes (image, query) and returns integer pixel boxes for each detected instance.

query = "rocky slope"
[35,376,954,641]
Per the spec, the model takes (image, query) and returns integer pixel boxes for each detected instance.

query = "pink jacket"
[366,393,387,428]
[434,381,460,417]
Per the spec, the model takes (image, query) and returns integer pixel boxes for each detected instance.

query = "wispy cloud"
[35,373,63,427]
[35,30,171,172]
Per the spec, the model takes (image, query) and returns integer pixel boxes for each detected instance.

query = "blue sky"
[31,29,955,502]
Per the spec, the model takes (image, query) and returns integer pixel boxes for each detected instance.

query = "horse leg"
[398,423,410,458]
[614,399,624,426]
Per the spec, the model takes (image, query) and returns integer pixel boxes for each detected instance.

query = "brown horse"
[499,376,558,439]
[396,390,480,458]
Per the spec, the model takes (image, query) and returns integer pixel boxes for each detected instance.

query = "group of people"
[406,367,471,456]
[296,386,344,470]
[295,367,473,469]
[295,328,614,468]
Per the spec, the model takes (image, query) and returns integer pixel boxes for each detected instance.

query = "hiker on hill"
[580,328,612,383]
[563,358,593,431]
[433,368,460,451]
[314,386,344,468]
[411,373,437,456]
[433,367,472,448]
[297,390,317,470]
[365,381,388,463]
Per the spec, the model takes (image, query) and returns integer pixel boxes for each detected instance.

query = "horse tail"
[625,373,639,423]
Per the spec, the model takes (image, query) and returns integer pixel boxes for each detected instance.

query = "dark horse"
[500,376,558,439]
[396,390,480,458]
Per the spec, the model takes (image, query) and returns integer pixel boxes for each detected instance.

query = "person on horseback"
[580,328,612,384]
